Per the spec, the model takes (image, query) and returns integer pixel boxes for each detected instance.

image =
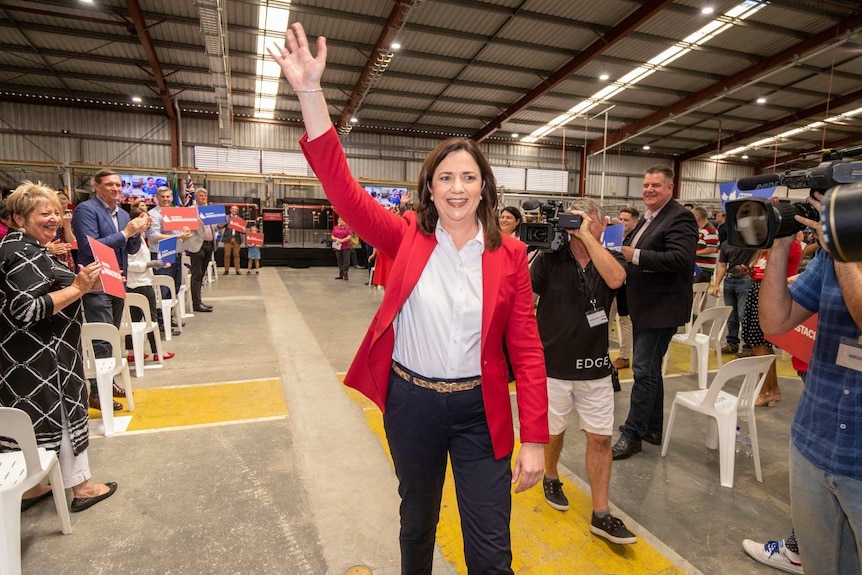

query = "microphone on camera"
[735,174,782,191]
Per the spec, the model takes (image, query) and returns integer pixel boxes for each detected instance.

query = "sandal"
[88,396,123,412]
[112,384,127,398]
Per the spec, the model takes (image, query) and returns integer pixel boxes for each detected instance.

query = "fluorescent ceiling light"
[522,0,767,144]
[255,2,291,119]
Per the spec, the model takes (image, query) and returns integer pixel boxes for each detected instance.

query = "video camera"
[725,145,862,262]
[519,200,582,251]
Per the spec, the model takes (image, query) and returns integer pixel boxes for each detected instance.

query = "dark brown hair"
[93,168,118,185]
[415,137,501,249]
[645,165,674,183]
[620,206,639,219]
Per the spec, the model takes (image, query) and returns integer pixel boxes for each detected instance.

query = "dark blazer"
[72,197,140,278]
[301,127,548,460]
[623,199,698,329]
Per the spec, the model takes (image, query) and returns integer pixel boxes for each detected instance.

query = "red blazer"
[301,128,548,459]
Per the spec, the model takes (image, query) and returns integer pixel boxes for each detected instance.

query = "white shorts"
[546,375,614,436]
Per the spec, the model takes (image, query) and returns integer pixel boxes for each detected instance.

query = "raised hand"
[267,22,327,92]
[72,262,102,293]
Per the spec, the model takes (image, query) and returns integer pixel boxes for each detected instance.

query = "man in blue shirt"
[760,192,862,575]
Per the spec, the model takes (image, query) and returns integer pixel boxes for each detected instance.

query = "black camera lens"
[822,182,862,262]
[725,198,819,249]
[524,226,548,243]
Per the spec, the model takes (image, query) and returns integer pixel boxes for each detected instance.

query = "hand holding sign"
[228,217,247,233]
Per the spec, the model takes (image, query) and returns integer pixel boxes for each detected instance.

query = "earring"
[429,195,433,201]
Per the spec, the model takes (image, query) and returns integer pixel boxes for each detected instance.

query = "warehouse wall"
[1,102,753,211]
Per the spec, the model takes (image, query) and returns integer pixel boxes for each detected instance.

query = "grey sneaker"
[542,477,569,511]
[590,512,637,544]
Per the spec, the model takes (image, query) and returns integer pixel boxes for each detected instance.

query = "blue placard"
[198,205,227,225]
[602,223,625,249]
[158,236,178,264]
[719,181,777,209]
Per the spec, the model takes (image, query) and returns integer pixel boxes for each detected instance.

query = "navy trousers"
[383,368,514,575]
[622,326,677,443]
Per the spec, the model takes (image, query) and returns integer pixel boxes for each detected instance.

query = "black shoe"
[235,271,242,275]
[542,477,569,511]
[21,490,53,512]
[222,271,229,276]
[171,328,182,337]
[590,512,637,544]
[617,425,662,446]
[194,305,213,312]
[612,436,642,460]
[70,482,117,513]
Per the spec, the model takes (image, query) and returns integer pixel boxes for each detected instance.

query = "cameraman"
[760,192,862,574]
[530,199,636,544]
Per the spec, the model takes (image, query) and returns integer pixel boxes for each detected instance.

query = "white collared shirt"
[392,221,484,379]
[631,200,669,265]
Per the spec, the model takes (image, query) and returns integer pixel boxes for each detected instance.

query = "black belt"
[391,362,481,393]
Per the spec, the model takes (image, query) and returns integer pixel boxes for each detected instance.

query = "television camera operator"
[759,189,862,574]
[530,198,637,544]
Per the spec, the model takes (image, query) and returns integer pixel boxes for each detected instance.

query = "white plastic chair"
[81,322,134,436]
[152,275,181,341]
[661,355,775,488]
[205,250,218,284]
[685,282,710,331]
[119,293,164,378]
[662,306,732,389]
[0,407,72,575]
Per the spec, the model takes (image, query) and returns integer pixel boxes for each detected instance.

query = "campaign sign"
[719,181,777,209]
[246,232,264,247]
[765,314,817,365]
[158,236,178,264]
[88,237,125,299]
[602,223,625,249]
[198,205,227,225]
[162,207,200,231]
[228,217,247,233]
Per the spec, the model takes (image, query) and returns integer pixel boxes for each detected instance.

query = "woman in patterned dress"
[0,181,118,512]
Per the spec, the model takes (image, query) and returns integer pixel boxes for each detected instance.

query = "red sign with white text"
[246,232,264,247]
[228,217,247,233]
[162,207,201,231]
[262,211,283,221]
[765,314,818,365]
[88,236,125,299]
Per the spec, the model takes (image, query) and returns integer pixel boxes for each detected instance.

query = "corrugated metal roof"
[0,0,857,166]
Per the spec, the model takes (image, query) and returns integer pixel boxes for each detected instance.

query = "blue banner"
[602,223,625,249]
[198,205,227,225]
[158,237,178,264]
[719,181,777,209]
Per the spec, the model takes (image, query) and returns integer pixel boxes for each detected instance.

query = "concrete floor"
[17,265,798,575]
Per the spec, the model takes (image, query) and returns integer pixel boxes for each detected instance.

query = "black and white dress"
[0,231,90,455]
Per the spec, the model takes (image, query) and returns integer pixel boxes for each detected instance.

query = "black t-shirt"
[531,246,626,380]
[718,242,758,274]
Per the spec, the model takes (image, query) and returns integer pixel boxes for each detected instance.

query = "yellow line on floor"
[89,378,288,431]
[341,383,689,575]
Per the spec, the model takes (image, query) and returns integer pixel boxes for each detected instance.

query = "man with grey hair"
[531,198,636,544]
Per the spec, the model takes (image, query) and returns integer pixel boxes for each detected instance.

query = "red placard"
[88,236,125,299]
[162,207,201,231]
[228,217,247,233]
[765,314,817,365]
[246,232,264,247]
[262,211,283,221]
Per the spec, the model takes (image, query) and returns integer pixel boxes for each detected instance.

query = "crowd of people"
[0,174,257,519]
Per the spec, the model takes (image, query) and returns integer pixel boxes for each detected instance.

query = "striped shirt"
[789,249,862,479]
[695,223,719,272]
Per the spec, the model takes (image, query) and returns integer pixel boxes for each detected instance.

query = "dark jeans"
[723,276,752,349]
[82,291,125,396]
[383,368,513,575]
[622,326,677,443]
[189,242,213,307]
[334,249,350,278]
[153,258,181,296]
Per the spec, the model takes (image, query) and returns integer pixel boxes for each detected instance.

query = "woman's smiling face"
[430,150,483,231]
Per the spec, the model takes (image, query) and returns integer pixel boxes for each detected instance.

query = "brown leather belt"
[391,362,481,393]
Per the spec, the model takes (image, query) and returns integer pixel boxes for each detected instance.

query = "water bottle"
[744,433,753,458]
[735,426,743,454]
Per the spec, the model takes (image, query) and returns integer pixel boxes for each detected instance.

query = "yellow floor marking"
[88,379,287,431]
[617,341,800,379]
[342,384,687,575]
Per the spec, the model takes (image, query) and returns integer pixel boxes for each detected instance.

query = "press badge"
[836,337,862,372]
[586,307,608,328]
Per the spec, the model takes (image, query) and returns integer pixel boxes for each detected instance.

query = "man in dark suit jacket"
[612,166,698,460]
[72,168,150,410]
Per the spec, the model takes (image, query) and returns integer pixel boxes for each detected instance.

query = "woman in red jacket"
[270,23,548,575]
